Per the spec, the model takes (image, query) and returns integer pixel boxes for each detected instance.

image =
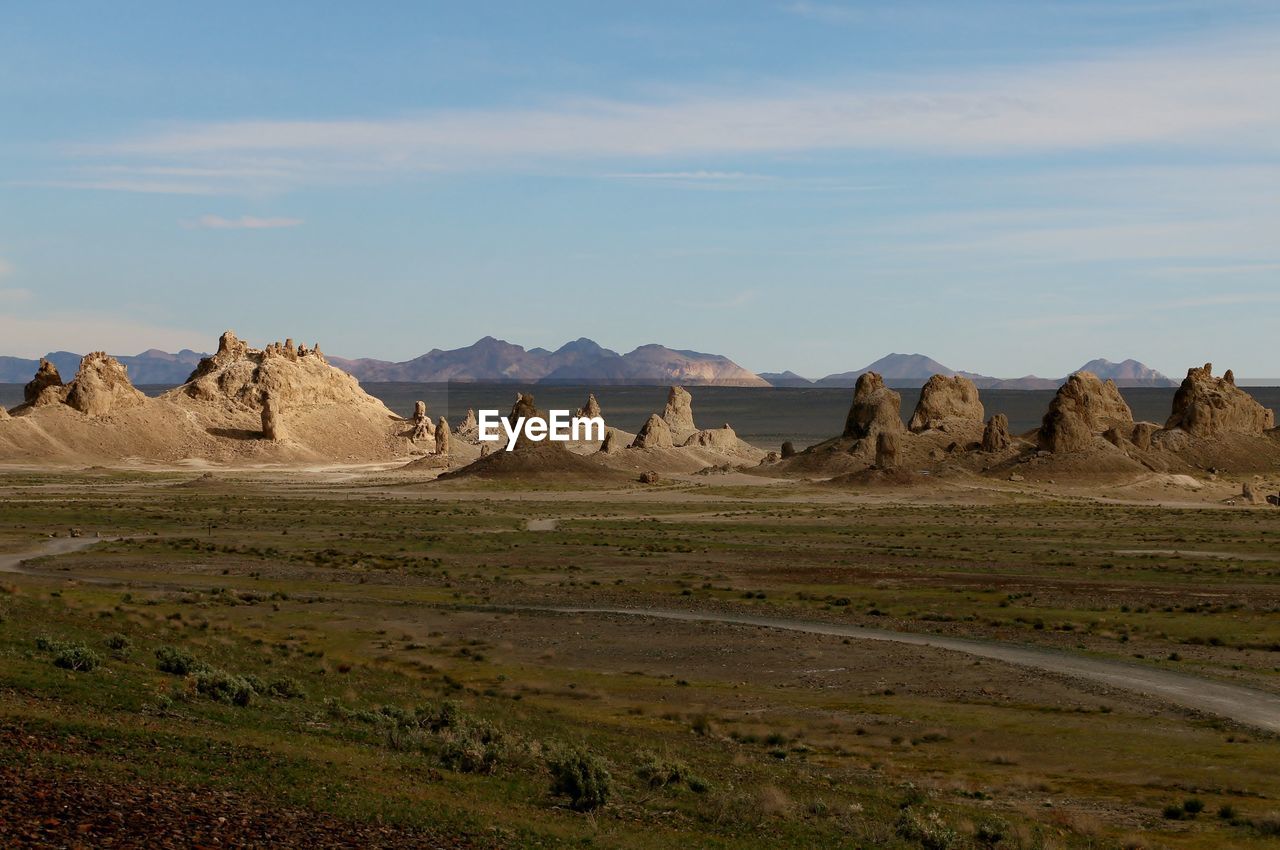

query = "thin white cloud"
[183,214,303,230]
[57,32,1280,194]
[608,170,771,181]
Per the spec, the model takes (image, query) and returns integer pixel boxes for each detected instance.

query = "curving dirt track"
[531,605,1280,734]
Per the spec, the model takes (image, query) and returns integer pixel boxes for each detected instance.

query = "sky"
[1,1,1278,380]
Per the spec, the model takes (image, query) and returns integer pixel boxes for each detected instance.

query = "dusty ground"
[2,466,1279,848]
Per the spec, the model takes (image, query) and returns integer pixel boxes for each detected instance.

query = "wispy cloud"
[54,33,1280,194]
[182,214,303,230]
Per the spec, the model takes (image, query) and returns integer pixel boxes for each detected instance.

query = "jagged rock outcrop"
[981,414,1010,452]
[435,417,451,455]
[1132,422,1158,451]
[577,393,602,421]
[661,386,696,438]
[908,375,984,433]
[411,400,434,442]
[1242,481,1262,505]
[842,372,903,439]
[501,393,543,451]
[261,392,284,441]
[0,405,8,420]
[179,330,355,411]
[599,428,624,453]
[1165,364,1275,437]
[683,424,739,450]
[1038,372,1134,454]
[456,408,478,440]
[632,414,674,449]
[24,359,64,406]
[875,431,899,469]
[780,441,796,459]
[64,352,146,417]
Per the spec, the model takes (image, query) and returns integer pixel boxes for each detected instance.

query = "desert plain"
[2,335,1279,848]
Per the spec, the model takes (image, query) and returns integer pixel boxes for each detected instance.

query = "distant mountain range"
[0,349,208,385]
[0,341,1179,389]
[790,353,1177,389]
[327,337,769,386]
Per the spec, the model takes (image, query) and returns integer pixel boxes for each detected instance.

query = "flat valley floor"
[2,469,1279,848]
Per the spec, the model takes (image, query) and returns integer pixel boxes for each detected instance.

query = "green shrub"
[1183,797,1204,815]
[440,721,507,774]
[193,668,254,706]
[1162,804,1185,820]
[548,746,612,811]
[53,643,102,672]
[1218,804,1236,820]
[267,676,306,700]
[155,645,200,676]
[105,633,132,652]
[974,817,1007,846]
[636,752,689,789]
[895,807,957,850]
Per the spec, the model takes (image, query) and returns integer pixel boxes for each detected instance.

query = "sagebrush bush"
[636,751,689,789]
[193,668,254,706]
[105,633,132,652]
[548,746,612,811]
[53,643,102,672]
[155,645,200,675]
[267,676,306,700]
[895,807,957,850]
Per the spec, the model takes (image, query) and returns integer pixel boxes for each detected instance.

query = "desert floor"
[1,467,1278,848]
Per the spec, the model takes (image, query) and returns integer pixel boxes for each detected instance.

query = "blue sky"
[2,1,1278,379]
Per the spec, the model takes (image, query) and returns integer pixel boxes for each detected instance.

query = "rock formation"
[908,375,984,433]
[24,359,64,406]
[435,417,451,455]
[842,372,903,439]
[64,352,146,417]
[683,424,739,450]
[1165,364,1275,437]
[1131,422,1157,451]
[411,400,434,442]
[875,431,899,469]
[981,414,1011,452]
[577,393,602,421]
[661,386,696,438]
[0,405,8,420]
[599,428,624,453]
[455,408,479,441]
[502,393,543,451]
[1038,372,1134,454]
[180,330,357,412]
[632,413,674,449]
[780,441,796,459]
[1242,481,1262,505]
[261,392,284,441]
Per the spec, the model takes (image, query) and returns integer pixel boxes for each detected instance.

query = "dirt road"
[534,605,1280,734]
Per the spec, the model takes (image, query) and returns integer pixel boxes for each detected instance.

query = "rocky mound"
[981,414,1011,452]
[843,373,903,440]
[1165,364,1275,437]
[0,331,405,466]
[661,386,696,440]
[64,353,147,417]
[908,375,984,433]
[632,414,674,449]
[435,439,625,483]
[24,359,64,407]
[577,393,602,420]
[1038,372,1134,453]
